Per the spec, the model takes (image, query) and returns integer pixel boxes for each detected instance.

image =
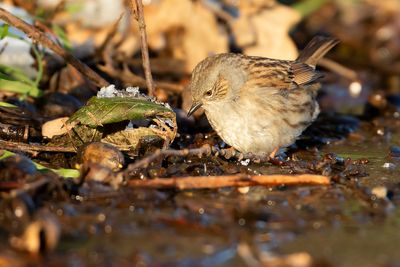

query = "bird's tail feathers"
[296,36,339,67]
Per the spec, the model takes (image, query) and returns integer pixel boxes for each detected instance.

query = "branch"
[1,177,51,199]
[0,7,108,88]
[0,140,76,154]
[96,13,125,57]
[125,145,212,174]
[124,145,282,177]
[130,0,155,96]
[319,58,358,81]
[126,174,330,189]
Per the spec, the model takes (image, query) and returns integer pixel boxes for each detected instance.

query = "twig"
[2,177,51,199]
[0,7,108,88]
[125,145,212,174]
[121,63,183,93]
[319,58,358,81]
[124,145,280,176]
[126,174,330,189]
[201,0,234,24]
[0,140,76,154]
[98,47,183,93]
[96,13,125,57]
[130,0,155,96]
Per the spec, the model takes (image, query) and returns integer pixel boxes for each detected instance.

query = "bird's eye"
[205,90,212,97]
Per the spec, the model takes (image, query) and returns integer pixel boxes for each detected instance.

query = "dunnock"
[187,36,339,158]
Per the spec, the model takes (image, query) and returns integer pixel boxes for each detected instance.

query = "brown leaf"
[144,0,228,72]
[232,3,301,60]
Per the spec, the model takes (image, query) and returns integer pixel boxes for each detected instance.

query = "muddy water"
[8,118,398,266]
[279,129,400,267]
[50,134,397,266]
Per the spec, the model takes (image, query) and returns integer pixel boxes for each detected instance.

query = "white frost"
[382,162,396,169]
[240,159,251,166]
[97,84,118,98]
[97,85,172,110]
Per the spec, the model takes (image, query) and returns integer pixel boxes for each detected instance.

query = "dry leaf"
[41,117,71,138]
[144,0,228,72]
[232,2,301,60]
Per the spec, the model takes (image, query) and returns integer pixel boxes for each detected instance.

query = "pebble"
[238,186,250,194]
[390,146,400,157]
[371,186,388,199]
[382,162,396,169]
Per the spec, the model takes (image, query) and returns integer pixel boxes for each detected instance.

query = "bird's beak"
[187,102,202,117]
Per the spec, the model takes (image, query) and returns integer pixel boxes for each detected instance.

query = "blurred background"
[0,0,399,118]
[0,1,400,267]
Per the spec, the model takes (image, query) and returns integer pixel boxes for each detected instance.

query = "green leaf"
[0,64,42,97]
[0,150,15,160]
[0,64,35,86]
[0,24,21,39]
[0,150,79,178]
[0,24,9,39]
[35,164,80,178]
[65,2,85,14]
[32,46,44,86]
[68,97,175,127]
[293,0,328,17]
[0,101,16,107]
[0,78,42,97]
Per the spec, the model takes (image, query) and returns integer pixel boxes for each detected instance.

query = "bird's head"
[187,54,246,116]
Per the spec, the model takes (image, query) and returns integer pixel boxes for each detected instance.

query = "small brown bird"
[187,36,339,158]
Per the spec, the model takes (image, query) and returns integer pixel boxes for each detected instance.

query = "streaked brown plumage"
[188,36,339,157]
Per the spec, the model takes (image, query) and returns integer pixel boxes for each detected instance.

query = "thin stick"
[125,145,212,173]
[130,0,155,96]
[0,7,108,88]
[2,177,50,199]
[127,174,330,189]
[124,145,278,176]
[96,13,125,56]
[0,140,76,153]
[121,63,183,93]
[201,0,234,24]
[319,58,358,81]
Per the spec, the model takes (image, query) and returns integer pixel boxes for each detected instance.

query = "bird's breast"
[204,101,276,154]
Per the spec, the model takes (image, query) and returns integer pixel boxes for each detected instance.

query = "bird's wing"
[290,61,323,86]
[241,57,323,91]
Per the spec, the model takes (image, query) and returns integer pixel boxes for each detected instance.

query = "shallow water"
[1,116,399,267]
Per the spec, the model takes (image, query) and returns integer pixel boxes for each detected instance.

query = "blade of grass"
[0,150,79,178]
[0,64,36,86]
[31,45,44,87]
[0,24,9,39]
[293,0,328,17]
[0,101,16,107]
[0,78,41,97]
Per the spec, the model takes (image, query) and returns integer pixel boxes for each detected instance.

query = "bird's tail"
[296,36,339,67]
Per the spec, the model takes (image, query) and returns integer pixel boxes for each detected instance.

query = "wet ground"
[1,112,398,267]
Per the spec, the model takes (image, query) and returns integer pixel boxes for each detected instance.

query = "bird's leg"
[268,147,288,166]
[269,147,280,159]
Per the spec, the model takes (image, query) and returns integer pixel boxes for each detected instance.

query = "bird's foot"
[269,147,280,159]
[268,147,287,166]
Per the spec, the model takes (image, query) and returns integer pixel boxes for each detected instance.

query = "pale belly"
[204,96,318,155]
[205,103,277,155]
